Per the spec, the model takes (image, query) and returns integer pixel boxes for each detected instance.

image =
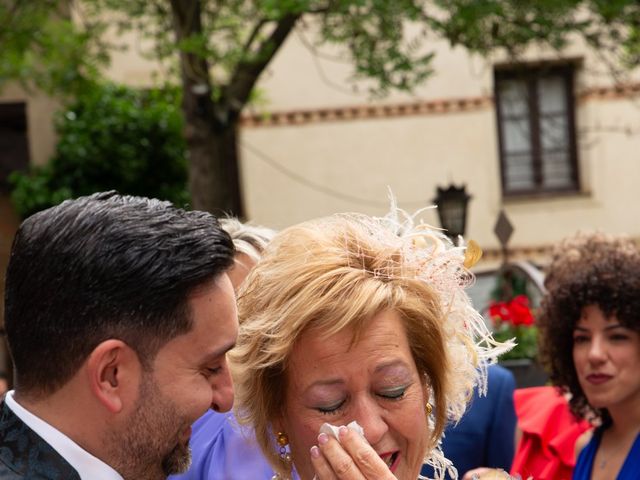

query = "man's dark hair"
[5,191,235,396]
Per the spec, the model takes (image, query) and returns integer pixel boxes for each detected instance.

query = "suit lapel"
[0,400,81,479]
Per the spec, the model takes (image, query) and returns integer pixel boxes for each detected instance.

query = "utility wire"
[241,141,429,208]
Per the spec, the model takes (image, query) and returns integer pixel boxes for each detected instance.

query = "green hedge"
[10,83,189,218]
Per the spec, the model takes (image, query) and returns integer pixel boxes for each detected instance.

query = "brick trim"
[241,82,640,128]
[241,95,492,127]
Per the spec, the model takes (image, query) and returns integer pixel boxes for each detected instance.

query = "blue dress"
[573,427,640,479]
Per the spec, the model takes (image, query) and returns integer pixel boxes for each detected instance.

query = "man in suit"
[0,192,238,480]
[421,364,517,478]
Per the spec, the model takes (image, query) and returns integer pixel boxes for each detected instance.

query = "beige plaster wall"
[241,91,640,252]
[251,35,492,112]
[253,29,640,111]
[0,84,60,167]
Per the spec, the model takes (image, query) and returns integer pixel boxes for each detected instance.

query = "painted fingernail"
[318,433,329,445]
[338,426,349,438]
[310,446,320,458]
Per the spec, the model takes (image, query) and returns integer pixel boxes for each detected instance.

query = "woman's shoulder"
[574,428,594,459]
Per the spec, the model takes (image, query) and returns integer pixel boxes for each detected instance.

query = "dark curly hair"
[537,232,640,424]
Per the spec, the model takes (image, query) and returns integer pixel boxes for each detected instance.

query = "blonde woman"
[232,210,510,479]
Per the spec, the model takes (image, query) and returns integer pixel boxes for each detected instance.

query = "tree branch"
[225,13,300,113]
[241,18,268,55]
[168,0,210,84]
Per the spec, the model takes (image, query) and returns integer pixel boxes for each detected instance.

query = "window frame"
[494,64,580,197]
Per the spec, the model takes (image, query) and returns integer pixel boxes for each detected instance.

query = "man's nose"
[211,365,234,413]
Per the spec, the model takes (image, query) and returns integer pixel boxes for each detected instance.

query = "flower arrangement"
[488,269,539,361]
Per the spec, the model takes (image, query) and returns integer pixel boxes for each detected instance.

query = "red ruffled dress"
[510,386,592,480]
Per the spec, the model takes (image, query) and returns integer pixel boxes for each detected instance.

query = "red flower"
[489,295,535,327]
[489,301,510,321]
[509,295,535,326]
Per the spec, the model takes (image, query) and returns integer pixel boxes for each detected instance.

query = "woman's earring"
[271,432,293,479]
[425,402,433,415]
[277,431,292,465]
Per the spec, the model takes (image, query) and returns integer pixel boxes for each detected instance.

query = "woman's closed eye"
[312,384,409,414]
[316,399,346,415]
[378,386,408,401]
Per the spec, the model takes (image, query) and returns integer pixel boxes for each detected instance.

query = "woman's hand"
[462,467,514,480]
[310,426,395,479]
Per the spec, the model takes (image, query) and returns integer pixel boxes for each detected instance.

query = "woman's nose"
[352,398,389,447]
[587,335,607,364]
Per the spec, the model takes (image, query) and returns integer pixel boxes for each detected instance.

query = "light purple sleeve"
[169,410,277,480]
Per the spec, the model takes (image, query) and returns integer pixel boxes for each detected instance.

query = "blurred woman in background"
[537,233,640,479]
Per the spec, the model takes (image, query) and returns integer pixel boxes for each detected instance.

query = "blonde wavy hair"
[231,209,510,479]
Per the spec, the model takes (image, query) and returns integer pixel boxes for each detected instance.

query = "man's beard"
[161,439,191,476]
[107,373,193,480]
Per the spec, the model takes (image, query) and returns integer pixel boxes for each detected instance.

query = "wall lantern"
[433,184,471,240]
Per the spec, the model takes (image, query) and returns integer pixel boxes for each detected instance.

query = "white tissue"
[319,421,366,444]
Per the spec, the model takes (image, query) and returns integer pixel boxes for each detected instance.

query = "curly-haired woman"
[537,232,640,479]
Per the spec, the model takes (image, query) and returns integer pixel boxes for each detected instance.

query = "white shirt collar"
[5,390,124,480]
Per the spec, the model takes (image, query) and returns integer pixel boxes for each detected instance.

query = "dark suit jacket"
[0,400,81,479]
[421,364,517,478]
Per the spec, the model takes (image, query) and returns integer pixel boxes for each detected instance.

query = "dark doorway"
[0,102,30,192]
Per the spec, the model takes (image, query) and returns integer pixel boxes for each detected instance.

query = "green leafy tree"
[9,83,189,218]
[2,0,640,215]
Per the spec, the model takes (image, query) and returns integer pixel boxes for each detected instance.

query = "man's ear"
[85,339,141,414]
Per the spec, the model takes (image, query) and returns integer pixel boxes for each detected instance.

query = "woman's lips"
[586,373,612,385]
[379,451,400,473]
[389,451,400,473]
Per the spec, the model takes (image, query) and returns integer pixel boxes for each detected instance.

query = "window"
[0,102,30,192]
[494,65,579,196]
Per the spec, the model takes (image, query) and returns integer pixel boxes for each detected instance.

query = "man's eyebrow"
[200,341,236,363]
